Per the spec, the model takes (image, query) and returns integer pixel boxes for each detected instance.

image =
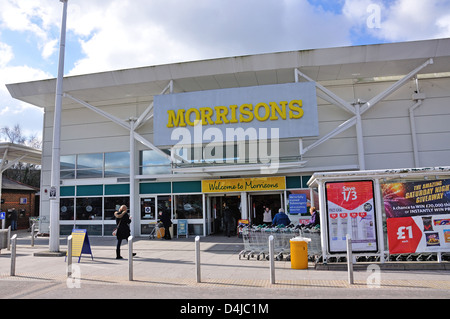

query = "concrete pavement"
[1,230,450,300]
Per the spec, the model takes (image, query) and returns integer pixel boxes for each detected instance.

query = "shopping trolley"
[273,227,301,261]
[239,227,252,259]
[239,227,269,260]
[301,228,322,262]
[239,225,301,261]
[149,222,165,239]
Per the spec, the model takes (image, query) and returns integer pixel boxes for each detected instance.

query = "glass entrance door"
[140,196,156,235]
[248,192,284,226]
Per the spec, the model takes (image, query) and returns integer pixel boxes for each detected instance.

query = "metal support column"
[129,119,136,237]
[355,102,366,170]
[49,0,68,252]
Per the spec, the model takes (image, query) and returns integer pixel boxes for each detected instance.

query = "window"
[61,155,76,179]
[141,197,156,220]
[60,198,74,220]
[60,152,131,180]
[104,196,129,220]
[75,225,102,236]
[76,197,102,220]
[140,150,171,175]
[77,153,103,179]
[105,152,130,177]
[174,194,203,219]
[158,195,172,219]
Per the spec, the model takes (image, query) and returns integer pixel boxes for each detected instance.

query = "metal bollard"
[31,223,35,247]
[346,234,354,285]
[269,235,275,284]
[10,234,17,276]
[128,236,133,281]
[7,226,11,250]
[195,236,201,283]
[67,235,73,278]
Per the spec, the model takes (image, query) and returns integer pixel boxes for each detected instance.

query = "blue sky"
[0,0,449,144]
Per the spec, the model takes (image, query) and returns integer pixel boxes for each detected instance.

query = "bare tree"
[26,133,43,150]
[0,124,42,149]
[1,124,26,144]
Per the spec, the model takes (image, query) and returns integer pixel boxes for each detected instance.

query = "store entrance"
[249,193,283,226]
[209,195,241,235]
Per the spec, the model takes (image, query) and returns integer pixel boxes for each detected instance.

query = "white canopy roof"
[6,38,450,110]
[0,143,42,167]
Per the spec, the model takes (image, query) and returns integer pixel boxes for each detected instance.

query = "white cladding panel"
[39,77,450,171]
[38,76,450,235]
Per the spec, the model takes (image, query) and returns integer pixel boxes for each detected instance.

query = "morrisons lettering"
[167,100,304,128]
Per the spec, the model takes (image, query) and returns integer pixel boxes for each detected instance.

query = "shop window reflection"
[174,194,203,219]
[76,197,102,220]
[104,197,129,220]
[60,198,74,220]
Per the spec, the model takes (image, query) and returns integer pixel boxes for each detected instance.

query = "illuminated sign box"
[153,82,319,147]
[202,176,286,193]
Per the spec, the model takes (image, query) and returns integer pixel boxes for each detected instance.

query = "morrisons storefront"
[7,38,450,237]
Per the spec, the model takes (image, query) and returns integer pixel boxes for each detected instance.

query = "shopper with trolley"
[272,208,291,227]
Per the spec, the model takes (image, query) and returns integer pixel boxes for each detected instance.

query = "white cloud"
[1,0,450,141]
[0,0,59,60]
[0,42,13,67]
[68,0,352,75]
[0,64,50,139]
[436,14,450,38]
[343,0,450,42]
[41,38,58,60]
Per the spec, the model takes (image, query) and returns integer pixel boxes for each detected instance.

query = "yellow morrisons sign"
[202,177,286,193]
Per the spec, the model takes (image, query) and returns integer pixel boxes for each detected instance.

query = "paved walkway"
[1,230,450,300]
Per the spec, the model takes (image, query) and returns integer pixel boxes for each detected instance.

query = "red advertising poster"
[325,181,378,253]
[386,217,422,254]
[382,179,450,254]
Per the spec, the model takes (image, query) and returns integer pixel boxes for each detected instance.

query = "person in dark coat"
[272,208,291,227]
[114,205,134,259]
[159,210,172,240]
[10,208,18,231]
[223,201,233,237]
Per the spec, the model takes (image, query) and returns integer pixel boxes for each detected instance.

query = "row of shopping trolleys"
[238,225,321,261]
[238,225,450,263]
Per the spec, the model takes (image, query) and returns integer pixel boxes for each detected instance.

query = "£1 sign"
[386,217,422,254]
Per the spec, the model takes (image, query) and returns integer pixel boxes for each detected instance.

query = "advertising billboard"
[382,179,450,254]
[325,180,378,253]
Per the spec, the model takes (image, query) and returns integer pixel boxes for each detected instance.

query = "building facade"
[7,38,450,237]
[1,177,38,230]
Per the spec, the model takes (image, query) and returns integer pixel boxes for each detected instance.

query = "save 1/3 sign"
[325,180,378,253]
[341,187,358,202]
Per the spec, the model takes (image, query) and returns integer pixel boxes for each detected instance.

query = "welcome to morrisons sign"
[202,177,286,193]
[153,82,319,147]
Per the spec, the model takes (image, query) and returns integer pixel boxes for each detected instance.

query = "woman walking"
[159,210,172,240]
[114,205,134,259]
